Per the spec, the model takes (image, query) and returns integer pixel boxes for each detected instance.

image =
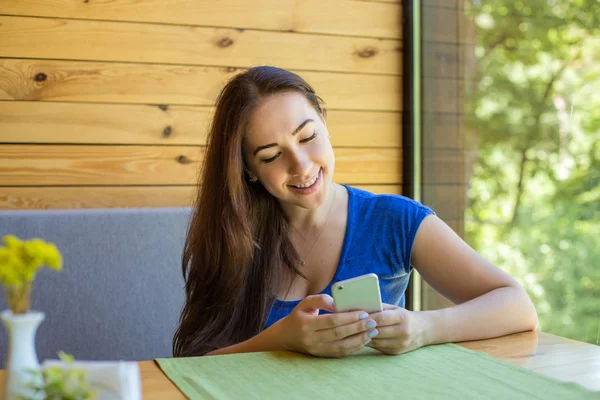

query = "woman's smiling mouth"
[289,169,322,194]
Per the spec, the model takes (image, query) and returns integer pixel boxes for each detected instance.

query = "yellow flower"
[3,235,22,250]
[24,240,44,268]
[0,235,63,313]
[0,248,23,286]
[44,244,63,271]
[0,247,9,264]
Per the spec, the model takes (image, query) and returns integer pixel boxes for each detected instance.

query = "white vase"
[1,310,45,400]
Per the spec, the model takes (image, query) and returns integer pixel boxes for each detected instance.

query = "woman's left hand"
[366,303,431,355]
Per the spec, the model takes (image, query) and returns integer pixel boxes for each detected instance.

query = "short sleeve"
[340,186,436,278]
[402,199,435,272]
[379,195,435,275]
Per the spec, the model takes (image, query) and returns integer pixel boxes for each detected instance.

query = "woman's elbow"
[516,285,539,331]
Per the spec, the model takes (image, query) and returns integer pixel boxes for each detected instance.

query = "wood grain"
[422,184,466,221]
[423,6,467,44]
[334,148,402,184]
[422,0,461,8]
[0,145,203,186]
[0,59,403,111]
[0,186,198,210]
[422,112,466,150]
[0,2,405,211]
[0,185,403,210]
[459,331,600,392]
[0,0,402,40]
[0,102,211,146]
[0,16,402,75]
[138,361,187,400]
[328,110,403,148]
[0,145,402,186]
[422,77,465,114]
[422,42,478,80]
[422,149,465,184]
[0,102,403,148]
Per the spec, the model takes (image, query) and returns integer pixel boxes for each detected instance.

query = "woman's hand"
[366,303,431,355]
[273,294,380,358]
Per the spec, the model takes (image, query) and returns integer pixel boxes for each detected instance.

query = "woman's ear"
[246,170,258,183]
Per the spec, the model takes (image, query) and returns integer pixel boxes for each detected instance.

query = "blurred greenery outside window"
[422,0,599,344]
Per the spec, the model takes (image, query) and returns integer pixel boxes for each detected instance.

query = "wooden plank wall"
[421,0,471,310]
[0,0,404,210]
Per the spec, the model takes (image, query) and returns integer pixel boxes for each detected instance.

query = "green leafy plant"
[461,0,600,343]
[0,235,63,314]
[21,352,95,400]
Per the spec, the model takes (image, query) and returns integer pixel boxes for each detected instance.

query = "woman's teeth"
[294,173,318,188]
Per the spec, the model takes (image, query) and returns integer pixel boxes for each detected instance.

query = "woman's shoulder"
[345,185,433,214]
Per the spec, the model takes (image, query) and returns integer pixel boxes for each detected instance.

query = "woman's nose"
[289,150,311,177]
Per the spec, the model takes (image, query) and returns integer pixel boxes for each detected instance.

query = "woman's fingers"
[313,318,378,342]
[299,294,337,315]
[318,330,378,358]
[368,338,402,347]
[367,324,402,339]
[310,309,368,331]
[367,338,413,355]
[370,308,405,327]
[292,295,405,358]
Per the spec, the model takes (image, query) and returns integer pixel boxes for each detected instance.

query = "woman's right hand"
[272,294,379,358]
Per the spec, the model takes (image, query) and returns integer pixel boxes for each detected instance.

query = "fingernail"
[366,321,377,329]
[363,339,372,345]
[359,312,369,320]
[368,329,379,338]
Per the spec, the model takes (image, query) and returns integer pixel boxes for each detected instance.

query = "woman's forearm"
[205,321,284,356]
[421,285,538,345]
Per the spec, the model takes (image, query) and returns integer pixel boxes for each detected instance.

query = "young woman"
[172,66,538,358]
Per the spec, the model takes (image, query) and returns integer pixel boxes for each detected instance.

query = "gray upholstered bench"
[0,208,190,367]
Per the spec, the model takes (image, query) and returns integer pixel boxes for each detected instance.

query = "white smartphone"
[332,273,383,313]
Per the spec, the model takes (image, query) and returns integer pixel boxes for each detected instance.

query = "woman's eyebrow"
[253,119,314,156]
[290,119,314,136]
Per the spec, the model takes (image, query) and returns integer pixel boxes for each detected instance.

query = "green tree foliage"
[463,0,600,344]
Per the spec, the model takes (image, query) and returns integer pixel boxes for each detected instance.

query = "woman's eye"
[262,153,281,164]
[300,132,318,143]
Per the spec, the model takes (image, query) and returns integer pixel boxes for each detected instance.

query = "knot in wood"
[163,126,172,138]
[217,38,234,48]
[176,155,192,164]
[357,47,377,58]
[34,73,47,82]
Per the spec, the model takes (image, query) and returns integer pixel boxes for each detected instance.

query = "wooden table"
[2,331,599,398]
[140,331,600,398]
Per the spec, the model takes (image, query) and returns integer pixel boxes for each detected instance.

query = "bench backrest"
[0,207,191,366]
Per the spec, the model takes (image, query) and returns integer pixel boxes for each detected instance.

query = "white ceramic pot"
[1,310,45,400]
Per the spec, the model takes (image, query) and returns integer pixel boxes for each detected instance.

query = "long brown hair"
[172,66,327,357]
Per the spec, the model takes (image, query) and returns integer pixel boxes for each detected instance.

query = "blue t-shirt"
[264,185,435,329]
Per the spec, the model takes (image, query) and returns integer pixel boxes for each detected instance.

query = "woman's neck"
[281,182,338,234]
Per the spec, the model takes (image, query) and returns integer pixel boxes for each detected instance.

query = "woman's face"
[243,91,335,209]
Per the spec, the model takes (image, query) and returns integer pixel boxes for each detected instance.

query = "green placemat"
[156,344,599,400]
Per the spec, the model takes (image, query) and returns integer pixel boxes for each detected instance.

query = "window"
[420,0,600,344]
